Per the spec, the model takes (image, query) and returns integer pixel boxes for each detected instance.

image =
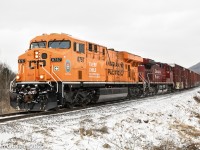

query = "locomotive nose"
[27,50,50,81]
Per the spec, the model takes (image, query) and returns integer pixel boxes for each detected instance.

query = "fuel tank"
[96,87,128,103]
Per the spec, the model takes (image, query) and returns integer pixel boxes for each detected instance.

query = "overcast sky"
[0,0,200,72]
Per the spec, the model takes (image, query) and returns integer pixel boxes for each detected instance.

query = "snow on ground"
[0,88,200,150]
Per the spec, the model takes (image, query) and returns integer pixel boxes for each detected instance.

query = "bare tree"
[0,62,16,114]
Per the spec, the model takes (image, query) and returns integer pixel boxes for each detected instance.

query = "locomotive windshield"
[48,40,71,49]
[30,42,46,49]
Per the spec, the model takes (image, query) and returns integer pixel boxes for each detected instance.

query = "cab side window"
[94,45,97,53]
[74,42,85,53]
[79,44,85,53]
[89,43,93,51]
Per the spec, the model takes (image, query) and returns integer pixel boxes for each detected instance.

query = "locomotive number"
[89,62,97,74]
[51,58,62,62]
[18,59,25,63]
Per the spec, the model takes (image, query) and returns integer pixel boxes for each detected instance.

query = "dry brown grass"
[193,95,200,103]
[80,118,93,124]
[152,140,200,150]
[0,89,17,114]
[79,127,86,137]
[172,123,200,138]
[192,111,200,120]
[79,126,109,138]
[185,143,200,150]
[0,96,16,114]
[152,140,181,150]
[94,126,109,134]
[85,129,93,136]
[103,143,111,149]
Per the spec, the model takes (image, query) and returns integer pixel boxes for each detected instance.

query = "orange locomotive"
[10,33,143,111]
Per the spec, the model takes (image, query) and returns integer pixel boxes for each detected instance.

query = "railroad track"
[0,112,32,123]
[0,108,80,124]
[0,87,198,124]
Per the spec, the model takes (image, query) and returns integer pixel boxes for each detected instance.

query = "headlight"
[34,51,40,59]
[40,75,44,79]
[16,75,20,80]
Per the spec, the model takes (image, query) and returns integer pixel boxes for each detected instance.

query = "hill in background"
[190,62,200,74]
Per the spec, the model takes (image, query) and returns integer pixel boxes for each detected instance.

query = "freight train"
[9,33,200,111]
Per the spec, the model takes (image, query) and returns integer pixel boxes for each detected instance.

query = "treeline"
[0,62,16,114]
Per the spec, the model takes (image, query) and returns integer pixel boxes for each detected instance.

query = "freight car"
[9,33,200,111]
[170,64,200,89]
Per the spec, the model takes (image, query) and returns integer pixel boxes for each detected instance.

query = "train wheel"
[128,87,142,99]
[65,102,74,109]
[74,89,96,107]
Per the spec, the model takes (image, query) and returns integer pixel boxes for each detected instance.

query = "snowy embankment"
[0,88,200,150]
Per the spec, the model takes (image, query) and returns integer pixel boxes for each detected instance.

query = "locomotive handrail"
[139,73,148,91]
[51,65,62,82]
[147,73,154,88]
[9,64,23,92]
[9,77,16,92]
[139,72,148,83]
[51,65,63,97]
[41,64,59,93]
[146,73,151,84]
